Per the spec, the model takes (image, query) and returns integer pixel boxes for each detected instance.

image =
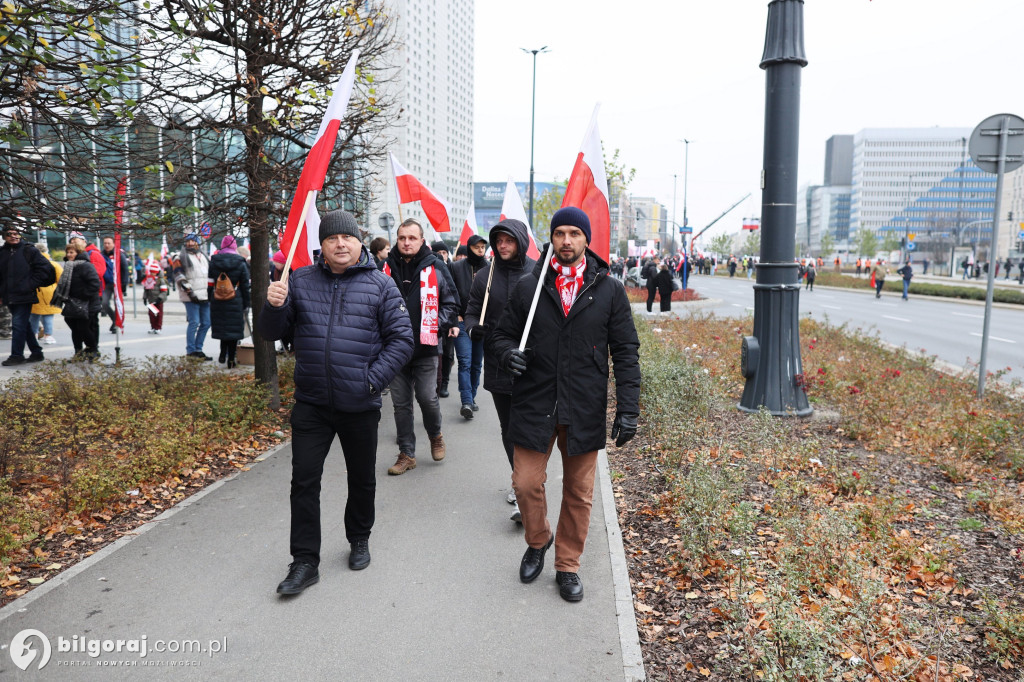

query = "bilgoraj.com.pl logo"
[7,629,227,670]
[9,629,52,671]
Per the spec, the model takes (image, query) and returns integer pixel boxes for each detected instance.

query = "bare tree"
[134,0,400,404]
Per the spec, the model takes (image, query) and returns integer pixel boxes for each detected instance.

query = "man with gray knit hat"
[259,209,414,596]
[489,206,641,602]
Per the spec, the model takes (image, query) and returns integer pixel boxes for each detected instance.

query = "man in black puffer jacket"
[490,207,640,603]
[464,219,536,522]
[0,224,55,365]
[259,210,414,596]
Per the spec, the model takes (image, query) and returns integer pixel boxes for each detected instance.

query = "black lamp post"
[521,46,549,229]
[739,0,812,417]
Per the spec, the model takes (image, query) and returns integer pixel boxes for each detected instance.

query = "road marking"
[882,315,911,322]
[822,305,842,310]
[745,307,754,311]
[970,332,1016,344]
[815,294,835,299]
[952,312,983,319]
[732,303,743,307]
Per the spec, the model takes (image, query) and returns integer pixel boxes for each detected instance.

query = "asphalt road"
[681,274,1024,384]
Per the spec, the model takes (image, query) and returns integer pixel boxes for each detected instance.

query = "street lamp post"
[672,174,678,254]
[682,139,692,252]
[521,46,549,229]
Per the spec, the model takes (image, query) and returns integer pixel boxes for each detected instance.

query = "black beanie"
[319,210,361,242]
[431,241,448,253]
[455,245,468,257]
[550,206,591,243]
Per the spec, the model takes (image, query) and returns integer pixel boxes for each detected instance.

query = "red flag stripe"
[394,173,451,232]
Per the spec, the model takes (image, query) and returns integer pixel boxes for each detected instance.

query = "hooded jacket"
[464,219,536,395]
[207,251,251,341]
[0,240,56,306]
[489,249,641,456]
[257,246,414,412]
[449,245,487,318]
[384,241,459,360]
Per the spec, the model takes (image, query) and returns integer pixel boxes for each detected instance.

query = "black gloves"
[500,348,529,377]
[469,323,489,342]
[611,412,638,447]
[183,285,199,303]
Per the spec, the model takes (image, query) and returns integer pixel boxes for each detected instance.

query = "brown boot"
[429,434,446,461]
[387,453,416,476]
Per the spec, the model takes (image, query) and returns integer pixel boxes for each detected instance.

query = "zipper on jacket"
[325,278,340,405]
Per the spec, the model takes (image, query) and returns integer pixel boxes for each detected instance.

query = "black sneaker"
[438,386,449,398]
[26,352,44,363]
[349,539,371,571]
[460,404,474,420]
[276,561,319,595]
[1,356,25,367]
[555,571,584,602]
[471,402,479,412]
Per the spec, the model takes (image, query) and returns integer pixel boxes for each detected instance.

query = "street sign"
[678,227,692,234]
[968,114,1024,174]
[1018,230,1024,241]
[906,241,916,251]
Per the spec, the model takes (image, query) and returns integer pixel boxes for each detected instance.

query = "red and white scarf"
[551,256,586,317]
[384,262,440,345]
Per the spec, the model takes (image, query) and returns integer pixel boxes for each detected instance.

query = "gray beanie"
[319,209,361,242]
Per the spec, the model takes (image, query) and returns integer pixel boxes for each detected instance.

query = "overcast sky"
[473,0,1023,241]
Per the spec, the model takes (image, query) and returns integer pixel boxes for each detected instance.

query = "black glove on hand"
[501,348,529,377]
[611,412,638,447]
[469,323,489,342]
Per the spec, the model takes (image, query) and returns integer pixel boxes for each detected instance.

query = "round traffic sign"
[969,114,1024,174]
[378,212,395,230]
[906,241,916,251]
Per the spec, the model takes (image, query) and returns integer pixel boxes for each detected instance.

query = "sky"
[473,0,1024,243]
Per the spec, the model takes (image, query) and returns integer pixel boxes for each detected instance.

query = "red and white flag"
[112,177,127,331]
[499,178,540,259]
[160,234,168,260]
[742,217,760,231]
[561,104,611,262]
[458,199,478,246]
[390,153,451,233]
[279,51,360,269]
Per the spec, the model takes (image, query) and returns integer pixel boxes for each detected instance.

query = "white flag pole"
[518,241,553,351]
[281,190,316,285]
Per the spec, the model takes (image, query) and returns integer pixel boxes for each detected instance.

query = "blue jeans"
[453,321,483,406]
[902,279,910,299]
[7,303,42,359]
[28,313,54,337]
[184,301,211,354]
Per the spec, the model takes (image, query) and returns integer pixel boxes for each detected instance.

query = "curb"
[0,440,290,624]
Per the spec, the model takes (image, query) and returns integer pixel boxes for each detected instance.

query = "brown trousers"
[512,425,598,573]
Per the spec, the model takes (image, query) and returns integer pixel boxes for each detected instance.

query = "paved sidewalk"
[0,388,644,680]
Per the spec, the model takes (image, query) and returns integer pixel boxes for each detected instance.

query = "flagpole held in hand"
[281,190,316,285]
[478,261,496,326]
[519,241,553,351]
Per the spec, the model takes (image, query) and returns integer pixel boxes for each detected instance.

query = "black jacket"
[654,268,674,296]
[450,252,486,318]
[66,252,102,314]
[465,219,536,395]
[489,250,641,456]
[385,242,459,360]
[0,241,56,306]
[207,252,251,341]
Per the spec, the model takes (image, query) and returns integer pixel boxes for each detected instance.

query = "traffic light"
[900,237,906,247]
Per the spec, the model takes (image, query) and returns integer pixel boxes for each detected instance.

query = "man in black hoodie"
[384,219,459,476]
[465,219,536,522]
[450,234,488,419]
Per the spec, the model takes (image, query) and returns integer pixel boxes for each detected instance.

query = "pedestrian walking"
[896,259,913,300]
[644,256,659,312]
[871,259,888,298]
[258,209,414,595]
[369,237,390,271]
[1005,257,1013,280]
[465,218,537,522]
[143,255,168,334]
[30,242,62,345]
[207,235,251,368]
[922,257,929,275]
[490,207,641,603]
[855,258,862,277]
[100,236,130,334]
[450,234,488,419]
[54,242,101,361]
[654,262,674,312]
[804,260,816,291]
[173,233,212,360]
[0,224,55,365]
[383,219,459,476]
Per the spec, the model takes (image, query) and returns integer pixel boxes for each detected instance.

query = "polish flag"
[742,217,761,231]
[112,177,127,331]
[499,178,540,259]
[458,199,478,246]
[279,51,360,269]
[561,104,611,262]
[390,153,451,232]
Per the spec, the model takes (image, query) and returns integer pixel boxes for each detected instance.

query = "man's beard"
[555,248,583,266]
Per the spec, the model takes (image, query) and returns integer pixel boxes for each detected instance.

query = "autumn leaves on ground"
[610,314,1024,680]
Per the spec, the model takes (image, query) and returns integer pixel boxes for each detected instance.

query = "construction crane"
[687,193,752,253]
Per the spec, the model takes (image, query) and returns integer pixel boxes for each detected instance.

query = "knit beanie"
[455,245,468,258]
[220,235,238,253]
[550,206,591,243]
[431,240,449,253]
[318,209,361,242]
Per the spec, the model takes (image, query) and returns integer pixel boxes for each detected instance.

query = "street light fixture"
[682,139,693,251]
[521,46,549,230]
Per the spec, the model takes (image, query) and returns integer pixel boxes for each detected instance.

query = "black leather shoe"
[276,561,319,595]
[26,353,44,363]
[438,386,449,398]
[519,535,553,583]
[1,356,24,367]
[556,571,584,602]
[349,539,370,570]
[471,402,479,412]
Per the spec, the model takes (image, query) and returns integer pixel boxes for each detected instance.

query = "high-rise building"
[369,0,474,239]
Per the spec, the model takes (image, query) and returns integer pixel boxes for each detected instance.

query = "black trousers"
[289,401,380,567]
[646,286,657,312]
[490,390,515,469]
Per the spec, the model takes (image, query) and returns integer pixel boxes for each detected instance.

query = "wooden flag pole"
[518,241,553,351]
[281,190,316,285]
[477,261,496,326]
